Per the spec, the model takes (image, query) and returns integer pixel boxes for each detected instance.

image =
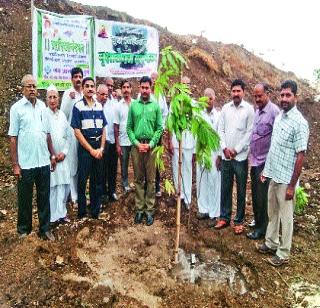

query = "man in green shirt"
[127,76,163,225]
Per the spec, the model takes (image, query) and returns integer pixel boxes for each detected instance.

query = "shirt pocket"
[256,122,272,137]
[279,128,294,150]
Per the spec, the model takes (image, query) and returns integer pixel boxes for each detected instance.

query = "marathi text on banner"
[32,8,94,90]
[95,20,159,78]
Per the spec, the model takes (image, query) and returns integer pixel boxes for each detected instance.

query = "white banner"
[95,19,159,78]
[32,8,94,90]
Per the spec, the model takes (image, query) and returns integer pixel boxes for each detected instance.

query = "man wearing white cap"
[46,85,72,224]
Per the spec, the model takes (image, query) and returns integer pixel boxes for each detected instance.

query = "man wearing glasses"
[8,74,56,240]
[103,77,119,202]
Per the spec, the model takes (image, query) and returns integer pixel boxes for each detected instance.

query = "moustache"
[76,81,81,84]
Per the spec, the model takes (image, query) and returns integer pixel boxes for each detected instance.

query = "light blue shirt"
[8,96,50,169]
[263,106,309,184]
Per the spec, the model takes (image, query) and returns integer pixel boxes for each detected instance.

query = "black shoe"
[134,212,144,224]
[146,213,154,226]
[39,231,55,241]
[197,212,209,220]
[246,231,264,240]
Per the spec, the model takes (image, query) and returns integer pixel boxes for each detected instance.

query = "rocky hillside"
[0,0,319,168]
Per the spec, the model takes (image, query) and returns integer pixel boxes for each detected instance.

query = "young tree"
[153,46,220,263]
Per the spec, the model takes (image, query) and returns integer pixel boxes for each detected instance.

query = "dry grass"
[186,47,220,73]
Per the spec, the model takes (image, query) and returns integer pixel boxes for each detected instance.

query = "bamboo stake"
[174,139,183,263]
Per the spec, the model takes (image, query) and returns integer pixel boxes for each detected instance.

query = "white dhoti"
[196,153,221,218]
[172,148,193,205]
[50,184,70,222]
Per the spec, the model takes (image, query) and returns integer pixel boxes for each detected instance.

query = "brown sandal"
[214,220,230,229]
[234,224,244,235]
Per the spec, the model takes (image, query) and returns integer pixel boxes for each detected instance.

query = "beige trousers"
[265,180,294,259]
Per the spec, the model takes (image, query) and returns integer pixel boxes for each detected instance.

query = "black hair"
[120,79,132,88]
[82,77,95,87]
[71,67,83,78]
[281,80,297,95]
[139,76,152,86]
[231,79,246,90]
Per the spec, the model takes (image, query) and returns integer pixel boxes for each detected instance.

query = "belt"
[86,135,102,142]
[138,138,150,144]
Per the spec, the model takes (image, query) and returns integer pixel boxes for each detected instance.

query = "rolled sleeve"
[294,121,309,153]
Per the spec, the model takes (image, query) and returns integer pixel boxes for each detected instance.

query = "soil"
[0,0,319,307]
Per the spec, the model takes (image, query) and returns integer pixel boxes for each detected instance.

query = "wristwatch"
[50,155,56,160]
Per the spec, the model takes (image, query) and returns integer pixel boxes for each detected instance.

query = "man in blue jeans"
[215,79,255,234]
[71,77,107,219]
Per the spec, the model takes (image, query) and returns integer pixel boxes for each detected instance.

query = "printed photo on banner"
[32,8,94,90]
[95,20,159,78]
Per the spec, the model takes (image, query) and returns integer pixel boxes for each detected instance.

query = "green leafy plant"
[295,186,309,215]
[153,46,220,262]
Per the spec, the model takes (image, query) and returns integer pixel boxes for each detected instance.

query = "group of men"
[8,67,309,267]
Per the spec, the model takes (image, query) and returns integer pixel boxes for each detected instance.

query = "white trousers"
[172,148,193,205]
[50,184,70,222]
[196,159,221,218]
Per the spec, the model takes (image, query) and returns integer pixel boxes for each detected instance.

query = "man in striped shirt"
[71,77,107,219]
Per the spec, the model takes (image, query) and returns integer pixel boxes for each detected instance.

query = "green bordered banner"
[32,8,94,90]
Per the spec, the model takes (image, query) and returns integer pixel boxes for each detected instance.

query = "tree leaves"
[154,46,221,195]
[295,186,309,215]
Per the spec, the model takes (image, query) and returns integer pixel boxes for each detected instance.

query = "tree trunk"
[174,139,183,263]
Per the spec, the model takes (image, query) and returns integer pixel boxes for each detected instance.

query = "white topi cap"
[46,84,58,93]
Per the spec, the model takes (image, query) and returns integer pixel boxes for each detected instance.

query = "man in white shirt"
[103,77,118,201]
[60,67,83,207]
[215,79,255,234]
[46,85,72,224]
[8,75,56,241]
[114,80,133,193]
[196,88,221,223]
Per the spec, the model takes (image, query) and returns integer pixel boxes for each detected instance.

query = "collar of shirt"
[22,96,42,107]
[230,99,245,108]
[82,96,97,107]
[138,98,152,104]
[283,105,298,118]
[119,97,132,105]
[257,100,273,115]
